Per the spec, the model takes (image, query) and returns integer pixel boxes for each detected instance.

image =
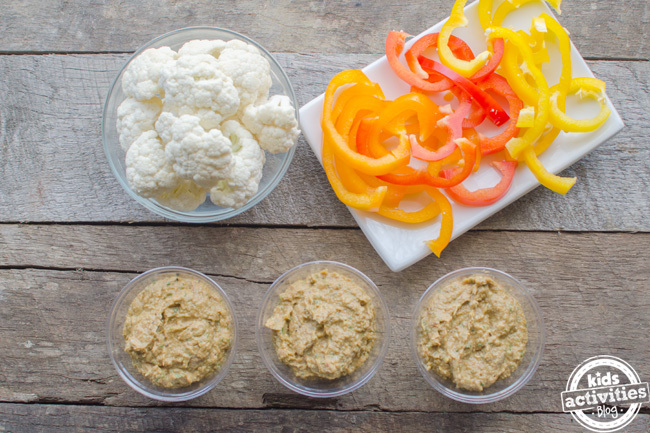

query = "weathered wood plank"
[1,403,649,433]
[0,226,648,411]
[0,54,648,229]
[1,0,648,60]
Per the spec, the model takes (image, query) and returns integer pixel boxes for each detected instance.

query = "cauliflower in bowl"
[117,38,300,211]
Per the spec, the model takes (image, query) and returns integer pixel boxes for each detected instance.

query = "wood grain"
[0,54,647,229]
[1,0,648,60]
[0,225,648,411]
[1,403,648,433]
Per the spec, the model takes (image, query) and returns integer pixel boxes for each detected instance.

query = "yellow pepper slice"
[521,146,576,194]
[540,13,572,92]
[334,94,387,138]
[439,0,491,77]
[322,139,387,211]
[424,187,454,257]
[478,0,494,30]
[367,92,442,150]
[532,125,560,155]
[352,172,442,224]
[550,77,611,132]
[530,13,571,155]
[322,70,411,175]
[377,187,442,223]
[330,81,385,124]
[488,27,550,159]
[501,42,539,106]
[492,0,563,26]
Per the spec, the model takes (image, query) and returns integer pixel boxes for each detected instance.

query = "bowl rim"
[102,26,299,223]
[256,260,391,398]
[410,266,545,404]
[106,266,238,401]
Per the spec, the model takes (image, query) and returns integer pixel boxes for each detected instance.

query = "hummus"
[265,270,376,380]
[416,275,528,391]
[123,272,233,388]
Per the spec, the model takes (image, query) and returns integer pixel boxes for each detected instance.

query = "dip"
[416,274,528,391]
[123,272,233,388]
[265,270,376,380]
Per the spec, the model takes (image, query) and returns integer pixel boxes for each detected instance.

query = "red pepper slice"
[406,33,504,84]
[445,86,487,129]
[444,160,518,206]
[410,134,454,162]
[419,56,510,126]
[476,73,524,155]
[386,31,454,93]
[404,33,474,80]
[378,138,476,188]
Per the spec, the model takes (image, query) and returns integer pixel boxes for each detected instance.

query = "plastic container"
[411,267,545,404]
[107,266,237,401]
[257,261,390,397]
[102,27,298,222]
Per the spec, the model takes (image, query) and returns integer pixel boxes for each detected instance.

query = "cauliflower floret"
[125,130,179,198]
[241,95,300,153]
[216,46,272,110]
[210,120,266,209]
[178,39,227,58]
[156,112,234,189]
[160,54,240,124]
[155,180,207,211]
[224,39,261,54]
[116,97,162,151]
[122,47,177,100]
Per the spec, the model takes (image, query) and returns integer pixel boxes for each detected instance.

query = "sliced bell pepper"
[540,13,572,93]
[424,187,454,257]
[366,92,443,160]
[322,70,411,175]
[470,38,505,83]
[521,146,576,194]
[492,0,563,27]
[334,94,387,138]
[419,57,510,126]
[486,27,550,158]
[321,139,388,211]
[404,33,473,80]
[386,31,454,93]
[379,138,476,188]
[550,77,611,133]
[500,41,539,107]
[330,81,385,124]
[478,0,494,30]
[411,90,471,163]
[377,187,442,223]
[444,160,517,206]
[476,73,524,155]
[439,0,491,77]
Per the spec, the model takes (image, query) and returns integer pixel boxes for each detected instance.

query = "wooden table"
[1,1,648,431]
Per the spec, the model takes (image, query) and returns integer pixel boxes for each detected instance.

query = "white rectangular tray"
[298,0,624,272]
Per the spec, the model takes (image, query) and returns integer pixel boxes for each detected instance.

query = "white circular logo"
[561,355,648,432]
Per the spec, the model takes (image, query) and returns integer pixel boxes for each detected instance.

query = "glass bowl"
[411,267,545,404]
[107,266,238,401]
[256,261,390,398]
[102,27,299,222]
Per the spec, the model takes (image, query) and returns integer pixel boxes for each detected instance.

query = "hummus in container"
[264,270,377,380]
[123,272,233,388]
[416,274,528,391]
